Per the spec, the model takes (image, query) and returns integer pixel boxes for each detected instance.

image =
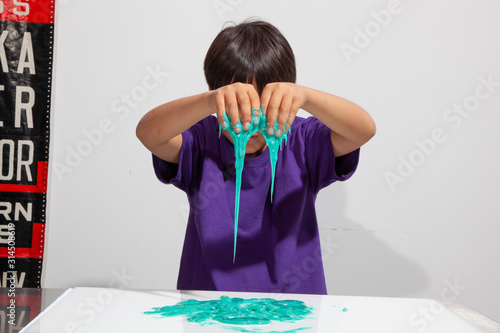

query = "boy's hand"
[211,83,261,133]
[260,83,307,137]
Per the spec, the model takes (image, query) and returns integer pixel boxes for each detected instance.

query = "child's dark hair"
[204,20,296,95]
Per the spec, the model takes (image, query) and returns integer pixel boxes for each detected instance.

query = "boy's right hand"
[211,83,261,133]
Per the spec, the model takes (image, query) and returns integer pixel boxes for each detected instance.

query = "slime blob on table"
[219,107,291,262]
[143,296,313,333]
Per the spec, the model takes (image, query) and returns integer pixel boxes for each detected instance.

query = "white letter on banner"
[15,86,35,128]
[17,140,34,182]
[0,30,8,73]
[13,0,30,15]
[17,32,36,74]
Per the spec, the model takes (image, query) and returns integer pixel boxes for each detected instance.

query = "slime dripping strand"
[221,107,290,262]
[222,111,260,263]
[261,121,291,203]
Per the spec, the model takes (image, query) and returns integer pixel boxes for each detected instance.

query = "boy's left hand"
[260,83,307,137]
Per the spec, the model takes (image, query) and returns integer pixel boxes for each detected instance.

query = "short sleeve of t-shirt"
[297,117,359,192]
[152,117,215,193]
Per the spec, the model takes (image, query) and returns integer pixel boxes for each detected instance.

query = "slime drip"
[221,111,260,263]
[220,107,291,262]
[143,296,313,333]
[260,121,290,202]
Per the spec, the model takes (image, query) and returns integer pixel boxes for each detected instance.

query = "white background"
[44,0,500,323]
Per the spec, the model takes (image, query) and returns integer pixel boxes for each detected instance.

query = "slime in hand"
[220,107,291,262]
[144,296,312,332]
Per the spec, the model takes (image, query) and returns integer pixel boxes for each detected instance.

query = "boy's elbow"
[366,119,376,141]
[135,117,152,148]
[359,117,376,146]
[135,121,145,143]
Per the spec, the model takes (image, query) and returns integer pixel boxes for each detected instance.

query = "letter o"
[302,257,318,274]
[365,21,382,38]
[97,289,113,305]
[408,150,425,166]
[463,96,479,112]
[429,301,445,316]
[131,86,147,102]
[76,140,93,157]
[203,182,220,199]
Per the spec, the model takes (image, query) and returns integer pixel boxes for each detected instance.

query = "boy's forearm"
[302,87,376,147]
[136,91,214,150]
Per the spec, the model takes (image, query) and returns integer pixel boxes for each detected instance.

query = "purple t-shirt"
[153,115,359,294]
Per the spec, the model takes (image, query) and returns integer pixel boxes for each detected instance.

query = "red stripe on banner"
[0,223,44,258]
[1,0,54,24]
[0,292,42,320]
[0,161,48,193]
[25,293,43,321]
[0,294,42,320]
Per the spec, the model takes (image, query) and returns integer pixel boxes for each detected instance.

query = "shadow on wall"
[317,185,428,298]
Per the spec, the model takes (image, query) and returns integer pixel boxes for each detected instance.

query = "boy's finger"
[260,84,271,115]
[237,92,252,131]
[264,92,282,136]
[251,107,260,125]
[249,88,261,124]
[225,94,241,132]
[215,93,228,128]
[284,98,300,133]
[276,95,292,137]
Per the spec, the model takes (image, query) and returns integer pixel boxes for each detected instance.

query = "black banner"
[1,0,55,289]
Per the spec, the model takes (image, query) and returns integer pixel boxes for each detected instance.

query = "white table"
[18,288,500,333]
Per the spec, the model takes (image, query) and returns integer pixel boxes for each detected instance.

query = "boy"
[136,20,375,294]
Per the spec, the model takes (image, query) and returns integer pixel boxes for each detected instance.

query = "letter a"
[17,32,36,74]
[384,171,405,192]
[212,0,233,21]
[340,42,361,64]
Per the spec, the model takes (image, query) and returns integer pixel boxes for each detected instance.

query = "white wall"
[44,0,500,323]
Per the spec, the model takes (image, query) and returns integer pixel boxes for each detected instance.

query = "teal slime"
[220,107,291,262]
[260,120,290,202]
[144,296,312,333]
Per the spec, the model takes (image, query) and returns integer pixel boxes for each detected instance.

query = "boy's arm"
[136,91,214,163]
[136,83,261,163]
[302,87,376,157]
[261,83,376,157]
